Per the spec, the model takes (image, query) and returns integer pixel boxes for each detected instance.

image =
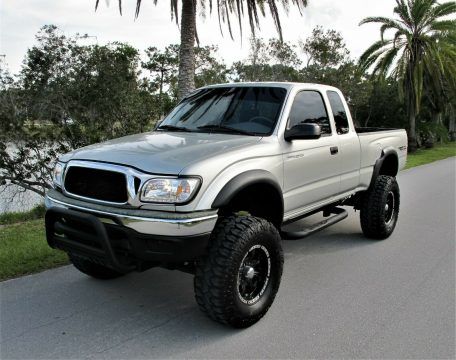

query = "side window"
[327,91,350,135]
[288,91,331,135]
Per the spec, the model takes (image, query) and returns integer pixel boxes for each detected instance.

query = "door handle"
[330,146,339,155]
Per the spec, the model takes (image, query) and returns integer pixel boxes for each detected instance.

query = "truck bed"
[356,128,408,188]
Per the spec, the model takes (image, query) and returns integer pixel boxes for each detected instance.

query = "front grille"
[64,166,128,203]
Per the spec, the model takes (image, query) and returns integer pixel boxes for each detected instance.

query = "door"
[326,90,361,193]
[282,90,341,215]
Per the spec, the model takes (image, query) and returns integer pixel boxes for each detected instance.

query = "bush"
[0,204,45,225]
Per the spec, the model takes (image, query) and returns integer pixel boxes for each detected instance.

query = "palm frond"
[359,0,456,124]
[358,39,393,70]
[394,0,414,29]
[105,0,309,42]
[432,1,456,18]
[410,0,435,29]
[379,20,409,41]
[371,46,400,78]
[393,29,407,47]
[429,19,456,32]
[360,16,400,26]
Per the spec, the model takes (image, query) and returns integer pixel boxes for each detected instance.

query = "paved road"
[1,158,455,359]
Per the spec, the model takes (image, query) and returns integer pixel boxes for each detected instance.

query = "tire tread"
[194,215,283,328]
[360,175,400,239]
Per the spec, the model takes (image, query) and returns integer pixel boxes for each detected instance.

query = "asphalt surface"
[1,158,455,359]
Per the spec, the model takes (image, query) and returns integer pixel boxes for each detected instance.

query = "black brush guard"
[45,207,210,273]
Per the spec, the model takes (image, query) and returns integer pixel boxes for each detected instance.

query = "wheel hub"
[384,191,395,225]
[237,245,271,305]
[243,266,255,280]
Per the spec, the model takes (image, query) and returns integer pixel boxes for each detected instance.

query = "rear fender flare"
[370,148,399,188]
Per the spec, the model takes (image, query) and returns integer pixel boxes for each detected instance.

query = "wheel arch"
[370,148,399,187]
[211,170,284,228]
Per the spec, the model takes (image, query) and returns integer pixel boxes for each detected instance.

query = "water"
[0,185,43,214]
[0,143,46,214]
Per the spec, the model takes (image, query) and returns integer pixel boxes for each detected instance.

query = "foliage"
[357,79,406,128]
[300,26,350,67]
[231,37,302,82]
[0,219,68,280]
[359,0,456,150]
[142,44,228,115]
[0,204,45,225]
[416,121,449,147]
[0,25,158,197]
[300,62,372,126]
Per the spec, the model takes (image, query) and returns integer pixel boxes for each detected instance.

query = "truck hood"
[59,131,262,174]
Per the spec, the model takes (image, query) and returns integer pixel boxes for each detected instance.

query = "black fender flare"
[370,148,399,188]
[211,170,284,214]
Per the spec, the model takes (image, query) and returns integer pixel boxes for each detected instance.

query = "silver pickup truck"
[45,82,407,328]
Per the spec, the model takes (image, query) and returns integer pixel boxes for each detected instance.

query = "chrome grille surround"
[62,160,178,207]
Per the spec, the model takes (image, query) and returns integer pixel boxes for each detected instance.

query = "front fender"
[211,170,283,209]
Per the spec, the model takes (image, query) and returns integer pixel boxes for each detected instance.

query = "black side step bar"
[281,207,348,240]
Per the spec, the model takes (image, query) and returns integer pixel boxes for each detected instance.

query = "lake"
[0,143,46,214]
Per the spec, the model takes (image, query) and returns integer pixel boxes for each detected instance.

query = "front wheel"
[360,175,400,240]
[194,215,283,328]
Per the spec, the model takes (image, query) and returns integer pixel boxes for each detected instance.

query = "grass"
[0,204,46,225]
[0,142,455,281]
[405,142,456,169]
[0,219,68,281]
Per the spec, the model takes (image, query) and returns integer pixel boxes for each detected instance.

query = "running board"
[281,207,348,240]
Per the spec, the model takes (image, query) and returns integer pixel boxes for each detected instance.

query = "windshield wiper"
[157,125,193,132]
[197,124,255,136]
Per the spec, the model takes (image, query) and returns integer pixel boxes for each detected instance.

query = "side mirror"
[284,123,321,141]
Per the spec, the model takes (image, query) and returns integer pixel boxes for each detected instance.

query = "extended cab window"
[327,91,350,135]
[288,91,331,135]
[160,86,287,136]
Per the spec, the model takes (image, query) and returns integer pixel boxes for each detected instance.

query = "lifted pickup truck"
[45,83,407,328]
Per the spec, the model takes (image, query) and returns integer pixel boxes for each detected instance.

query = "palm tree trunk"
[408,105,417,152]
[177,0,196,101]
[449,112,455,142]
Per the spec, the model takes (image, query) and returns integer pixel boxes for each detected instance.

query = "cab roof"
[201,82,340,92]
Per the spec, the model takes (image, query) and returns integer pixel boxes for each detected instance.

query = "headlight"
[141,178,200,204]
[52,162,65,188]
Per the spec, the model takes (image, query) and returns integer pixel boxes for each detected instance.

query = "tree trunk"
[408,107,418,152]
[449,113,455,142]
[432,111,443,144]
[177,0,196,101]
[159,70,164,118]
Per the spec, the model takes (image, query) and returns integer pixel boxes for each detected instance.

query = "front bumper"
[45,190,218,271]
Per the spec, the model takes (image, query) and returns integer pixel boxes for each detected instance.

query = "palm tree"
[358,0,456,151]
[96,0,308,100]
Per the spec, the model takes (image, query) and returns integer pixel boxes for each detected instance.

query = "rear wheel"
[194,215,283,328]
[69,254,126,280]
[360,175,400,240]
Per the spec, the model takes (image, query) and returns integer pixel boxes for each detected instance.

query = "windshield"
[158,86,287,136]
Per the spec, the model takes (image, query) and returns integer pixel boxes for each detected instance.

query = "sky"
[0,0,397,74]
